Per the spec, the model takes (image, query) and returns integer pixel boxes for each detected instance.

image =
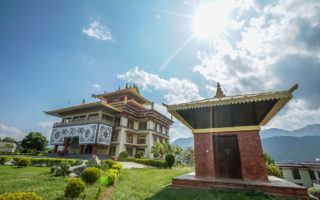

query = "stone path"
[118,161,150,169]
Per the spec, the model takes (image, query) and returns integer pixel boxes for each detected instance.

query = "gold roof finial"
[214,82,226,98]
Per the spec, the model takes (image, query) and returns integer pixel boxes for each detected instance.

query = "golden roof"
[44,101,122,117]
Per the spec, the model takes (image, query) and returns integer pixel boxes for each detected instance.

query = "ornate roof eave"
[164,84,298,111]
[44,101,122,117]
[93,87,151,105]
[163,84,298,130]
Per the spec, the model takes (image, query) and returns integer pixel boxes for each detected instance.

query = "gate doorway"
[213,135,242,179]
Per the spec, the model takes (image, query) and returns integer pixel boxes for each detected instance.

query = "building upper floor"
[45,85,173,137]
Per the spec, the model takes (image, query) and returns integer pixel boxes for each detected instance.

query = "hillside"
[172,124,320,162]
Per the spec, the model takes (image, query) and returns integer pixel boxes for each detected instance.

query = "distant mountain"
[260,124,320,139]
[172,137,194,149]
[172,124,320,162]
[261,136,320,162]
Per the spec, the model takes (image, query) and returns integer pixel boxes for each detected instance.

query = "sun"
[192,1,231,40]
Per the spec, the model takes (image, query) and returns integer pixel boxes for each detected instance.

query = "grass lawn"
[0,166,100,200]
[110,167,294,200]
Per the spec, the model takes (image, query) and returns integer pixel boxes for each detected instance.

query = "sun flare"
[192,1,231,40]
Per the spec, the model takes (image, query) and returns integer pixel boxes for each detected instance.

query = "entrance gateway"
[213,135,242,179]
[164,83,308,199]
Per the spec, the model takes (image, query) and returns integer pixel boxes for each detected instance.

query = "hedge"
[124,158,166,168]
[10,157,81,167]
[0,192,42,200]
[0,156,10,165]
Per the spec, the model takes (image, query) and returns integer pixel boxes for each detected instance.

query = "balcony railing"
[53,117,113,127]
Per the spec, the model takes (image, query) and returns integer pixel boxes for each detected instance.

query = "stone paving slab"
[118,161,151,169]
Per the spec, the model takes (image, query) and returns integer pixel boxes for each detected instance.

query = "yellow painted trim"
[192,125,260,134]
[260,97,291,126]
[170,110,194,130]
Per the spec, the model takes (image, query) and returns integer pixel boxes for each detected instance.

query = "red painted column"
[53,145,58,153]
[63,141,69,153]
[79,145,84,154]
[92,144,97,155]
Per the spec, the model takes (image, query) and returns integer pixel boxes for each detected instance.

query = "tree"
[2,137,16,143]
[21,132,48,151]
[264,152,275,165]
[181,147,194,167]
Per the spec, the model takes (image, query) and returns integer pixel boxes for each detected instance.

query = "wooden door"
[213,135,242,179]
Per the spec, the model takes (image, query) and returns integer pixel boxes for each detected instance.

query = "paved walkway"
[118,161,150,169]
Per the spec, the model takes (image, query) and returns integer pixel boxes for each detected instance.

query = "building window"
[136,148,145,157]
[137,136,146,144]
[111,131,118,142]
[138,121,147,130]
[309,170,316,180]
[126,132,133,143]
[102,114,113,123]
[62,117,72,123]
[72,115,86,122]
[88,113,99,121]
[127,119,134,129]
[153,123,157,131]
[292,168,301,179]
[114,117,120,126]
[159,138,163,143]
[318,171,320,180]
[109,146,116,157]
[126,147,133,157]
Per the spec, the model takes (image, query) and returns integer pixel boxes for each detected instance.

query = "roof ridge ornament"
[214,82,226,98]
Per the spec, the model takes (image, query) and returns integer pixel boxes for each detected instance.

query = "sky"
[0,0,320,142]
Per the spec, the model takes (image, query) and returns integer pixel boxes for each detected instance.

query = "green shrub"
[15,157,31,167]
[64,178,85,198]
[308,187,320,199]
[102,159,117,169]
[81,167,101,184]
[0,156,10,165]
[111,163,123,172]
[266,164,282,178]
[134,153,141,158]
[0,192,42,200]
[165,154,175,168]
[58,162,70,177]
[118,151,128,160]
[106,169,119,186]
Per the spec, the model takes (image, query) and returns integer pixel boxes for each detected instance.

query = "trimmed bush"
[111,163,123,172]
[134,153,141,158]
[15,157,31,167]
[118,151,128,160]
[125,158,166,168]
[0,156,10,165]
[64,178,85,199]
[266,164,282,178]
[102,159,117,169]
[106,169,119,186]
[81,167,101,184]
[308,187,320,199]
[165,154,175,168]
[0,192,42,200]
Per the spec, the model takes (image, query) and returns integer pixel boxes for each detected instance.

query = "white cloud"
[193,0,320,130]
[93,83,101,89]
[266,98,320,131]
[0,124,26,141]
[118,67,202,104]
[82,20,113,41]
[38,121,54,129]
